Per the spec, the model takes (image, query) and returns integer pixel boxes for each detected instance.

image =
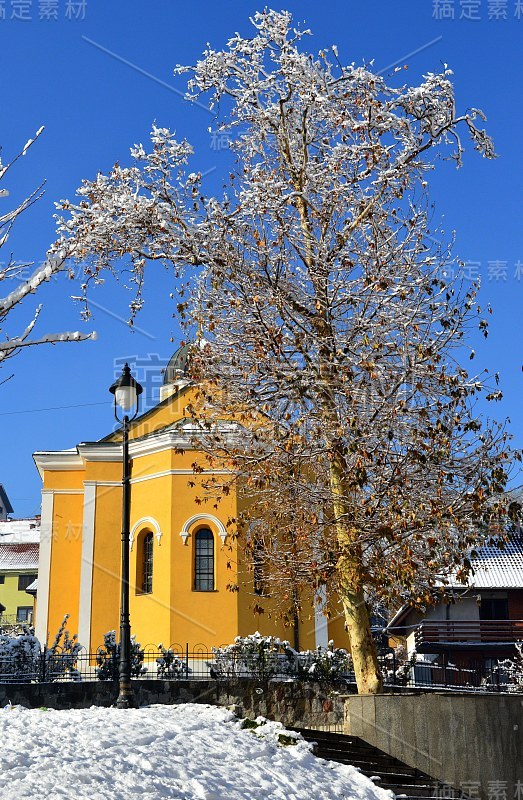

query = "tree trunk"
[338,578,383,694]
[329,456,383,694]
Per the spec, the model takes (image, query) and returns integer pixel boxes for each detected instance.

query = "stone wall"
[345,692,523,800]
[0,679,345,731]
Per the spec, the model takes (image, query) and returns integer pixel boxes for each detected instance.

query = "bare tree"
[54,11,517,693]
[0,128,95,364]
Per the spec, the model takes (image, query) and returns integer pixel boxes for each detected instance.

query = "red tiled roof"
[0,542,39,570]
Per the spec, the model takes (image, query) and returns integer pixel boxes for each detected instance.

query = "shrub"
[0,615,82,683]
[0,627,40,683]
[156,645,191,679]
[210,632,290,680]
[287,641,352,683]
[95,631,147,681]
[494,642,523,693]
[381,644,417,687]
[209,632,352,683]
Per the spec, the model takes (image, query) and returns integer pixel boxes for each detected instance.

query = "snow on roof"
[387,532,523,630]
[0,542,39,571]
[25,578,38,594]
[463,533,523,589]
[0,518,40,544]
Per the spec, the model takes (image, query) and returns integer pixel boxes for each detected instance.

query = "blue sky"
[0,0,522,516]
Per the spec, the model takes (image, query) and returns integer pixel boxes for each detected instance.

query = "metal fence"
[0,643,521,692]
[0,614,33,628]
[380,652,517,693]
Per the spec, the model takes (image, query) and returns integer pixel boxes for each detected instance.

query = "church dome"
[163,343,192,386]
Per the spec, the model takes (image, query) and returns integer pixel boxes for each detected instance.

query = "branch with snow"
[0,131,95,366]
[53,9,517,694]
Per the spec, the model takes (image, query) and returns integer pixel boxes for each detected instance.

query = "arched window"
[136,531,153,594]
[194,528,214,591]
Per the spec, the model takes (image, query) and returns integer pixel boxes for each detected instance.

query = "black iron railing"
[0,642,521,692]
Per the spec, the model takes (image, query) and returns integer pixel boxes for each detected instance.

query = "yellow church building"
[34,346,346,653]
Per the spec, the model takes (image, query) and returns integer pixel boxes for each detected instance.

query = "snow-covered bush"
[493,642,523,693]
[0,627,40,683]
[287,641,352,683]
[209,633,352,683]
[381,645,417,687]
[95,631,147,680]
[42,615,83,682]
[210,633,288,680]
[0,615,82,683]
[156,645,191,679]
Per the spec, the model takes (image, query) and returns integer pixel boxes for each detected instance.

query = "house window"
[0,575,4,584]
[194,528,214,591]
[18,574,37,591]
[136,531,153,594]
[16,606,33,623]
[480,598,509,620]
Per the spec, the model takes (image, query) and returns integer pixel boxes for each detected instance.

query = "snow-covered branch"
[54,9,517,694]
[0,131,95,365]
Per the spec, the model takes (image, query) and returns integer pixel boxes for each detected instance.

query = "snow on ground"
[0,703,392,800]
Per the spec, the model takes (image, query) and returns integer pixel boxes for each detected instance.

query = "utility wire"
[0,400,111,417]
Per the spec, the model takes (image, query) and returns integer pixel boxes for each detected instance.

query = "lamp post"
[109,363,143,709]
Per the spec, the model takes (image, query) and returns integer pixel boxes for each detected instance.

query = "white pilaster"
[78,482,96,653]
[314,587,329,649]
[35,490,54,644]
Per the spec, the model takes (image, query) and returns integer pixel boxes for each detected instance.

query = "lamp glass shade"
[115,385,137,411]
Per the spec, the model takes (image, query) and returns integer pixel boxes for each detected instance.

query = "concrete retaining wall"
[345,693,523,799]
[0,679,345,730]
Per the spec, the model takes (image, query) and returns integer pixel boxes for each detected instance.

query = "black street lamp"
[109,363,143,709]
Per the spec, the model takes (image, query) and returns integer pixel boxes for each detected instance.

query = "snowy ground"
[0,703,392,800]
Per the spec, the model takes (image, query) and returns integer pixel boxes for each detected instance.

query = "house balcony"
[414,619,523,653]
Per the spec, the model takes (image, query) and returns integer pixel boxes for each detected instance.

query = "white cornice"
[130,468,232,485]
[33,423,246,478]
[33,451,84,479]
[77,443,123,462]
[128,430,196,459]
[83,480,121,487]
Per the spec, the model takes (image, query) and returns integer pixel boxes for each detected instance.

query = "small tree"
[44,614,83,681]
[55,11,517,694]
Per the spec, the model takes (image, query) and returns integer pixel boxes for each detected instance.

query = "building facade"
[387,532,523,671]
[0,485,13,521]
[0,519,40,624]
[34,348,344,651]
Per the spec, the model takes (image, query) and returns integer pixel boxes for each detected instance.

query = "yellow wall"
[90,482,122,649]
[46,492,83,643]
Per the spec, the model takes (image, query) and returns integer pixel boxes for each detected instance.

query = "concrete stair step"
[314,752,421,777]
[290,727,469,800]
[377,784,442,798]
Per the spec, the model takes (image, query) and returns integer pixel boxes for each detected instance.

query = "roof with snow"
[0,542,39,571]
[463,533,523,589]
[0,518,40,545]
[25,578,38,595]
[387,532,523,631]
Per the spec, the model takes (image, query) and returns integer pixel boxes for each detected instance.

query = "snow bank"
[0,703,391,800]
